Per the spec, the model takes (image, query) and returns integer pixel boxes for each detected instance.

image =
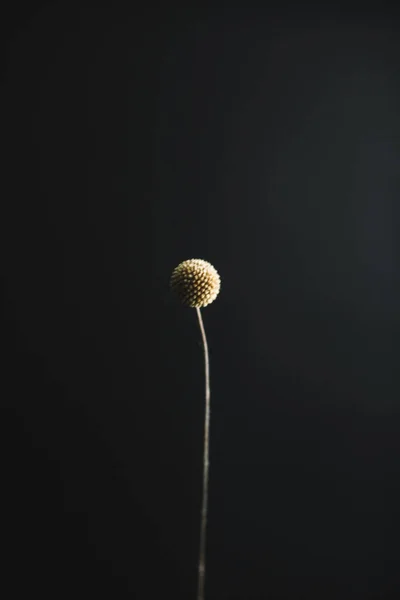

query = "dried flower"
[170,259,221,308]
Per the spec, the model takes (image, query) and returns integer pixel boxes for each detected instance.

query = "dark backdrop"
[2,3,400,599]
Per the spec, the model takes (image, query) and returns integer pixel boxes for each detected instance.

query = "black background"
[2,3,400,599]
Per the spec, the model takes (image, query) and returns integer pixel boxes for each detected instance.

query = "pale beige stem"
[196,307,210,600]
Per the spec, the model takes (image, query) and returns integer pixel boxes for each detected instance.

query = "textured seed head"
[170,259,221,308]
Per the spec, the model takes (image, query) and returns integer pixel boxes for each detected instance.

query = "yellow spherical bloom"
[170,259,221,307]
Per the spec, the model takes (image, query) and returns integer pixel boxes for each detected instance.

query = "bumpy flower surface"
[170,259,221,307]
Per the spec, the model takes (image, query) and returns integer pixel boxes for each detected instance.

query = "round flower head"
[170,259,221,308]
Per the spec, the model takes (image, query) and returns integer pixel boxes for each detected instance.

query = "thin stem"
[196,306,210,600]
